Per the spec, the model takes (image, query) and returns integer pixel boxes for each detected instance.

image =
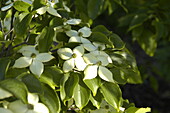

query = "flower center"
[96,61,102,66]
[98,46,103,51]
[27,104,34,110]
[78,32,83,37]
[31,53,36,58]
[72,53,77,58]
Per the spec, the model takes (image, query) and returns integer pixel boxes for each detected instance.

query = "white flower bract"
[13,46,54,77]
[57,45,87,72]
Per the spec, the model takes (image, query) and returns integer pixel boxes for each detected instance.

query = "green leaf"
[60,73,70,102]
[63,73,79,102]
[49,17,64,28]
[92,25,111,35]
[110,68,127,84]
[134,27,157,56]
[40,66,64,88]
[83,77,101,96]
[22,73,43,94]
[128,14,148,31]
[73,80,90,110]
[0,79,28,103]
[56,32,69,42]
[40,84,61,113]
[109,33,125,49]
[0,58,11,80]
[33,0,47,10]
[6,68,28,79]
[113,0,128,12]
[87,0,104,19]
[125,107,151,113]
[100,82,122,110]
[14,13,33,37]
[13,1,31,12]
[118,14,134,27]
[90,91,103,109]
[90,32,113,47]
[38,27,55,52]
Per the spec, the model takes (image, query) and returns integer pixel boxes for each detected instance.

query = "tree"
[0,0,151,113]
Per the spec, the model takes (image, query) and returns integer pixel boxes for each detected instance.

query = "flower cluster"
[57,22,114,82]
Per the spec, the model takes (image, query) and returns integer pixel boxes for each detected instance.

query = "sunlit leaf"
[13,1,31,12]
[100,82,122,110]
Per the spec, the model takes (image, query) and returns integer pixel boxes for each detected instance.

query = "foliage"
[0,0,151,113]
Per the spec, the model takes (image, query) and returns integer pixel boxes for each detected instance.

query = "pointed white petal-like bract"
[19,46,38,54]
[27,93,39,105]
[83,43,97,52]
[97,56,109,66]
[36,7,47,15]
[98,66,114,82]
[0,108,13,113]
[63,58,75,72]
[75,56,87,71]
[8,100,28,113]
[73,45,84,57]
[33,103,49,113]
[47,6,61,17]
[36,53,54,62]
[93,42,106,50]
[0,88,12,99]
[78,27,92,37]
[99,51,112,63]
[1,3,13,11]
[68,36,81,43]
[64,19,81,25]
[30,60,44,77]
[84,65,98,80]
[83,53,98,64]
[13,57,32,68]
[66,30,78,37]
[81,38,91,44]
[57,48,73,60]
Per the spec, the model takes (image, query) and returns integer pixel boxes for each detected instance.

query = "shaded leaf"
[87,0,104,19]
[0,58,11,80]
[38,27,55,52]
[39,84,61,113]
[0,79,28,103]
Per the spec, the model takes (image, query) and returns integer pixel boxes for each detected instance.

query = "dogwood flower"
[57,45,87,72]
[66,26,92,42]
[8,93,49,113]
[83,52,114,83]
[13,46,54,77]
[36,0,61,17]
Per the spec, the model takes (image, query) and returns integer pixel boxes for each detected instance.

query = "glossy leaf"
[39,84,61,113]
[33,0,47,10]
[100,82,122,110]
[38,27,55,52]
[22,73,43,94]
[87,0,104,19]
[0,79,28,103]
[73,80,90,110]
[63,73,79,102]
[90,32,113,47]
[92,25,111,35]
[0,58,10,80]
[84,77,101,96]
[109,33,125,49]
[90,91,103,109]
[13,1,31,12]
[125,107,151,113]
[14,13,33,37]
[40,66,64,88]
